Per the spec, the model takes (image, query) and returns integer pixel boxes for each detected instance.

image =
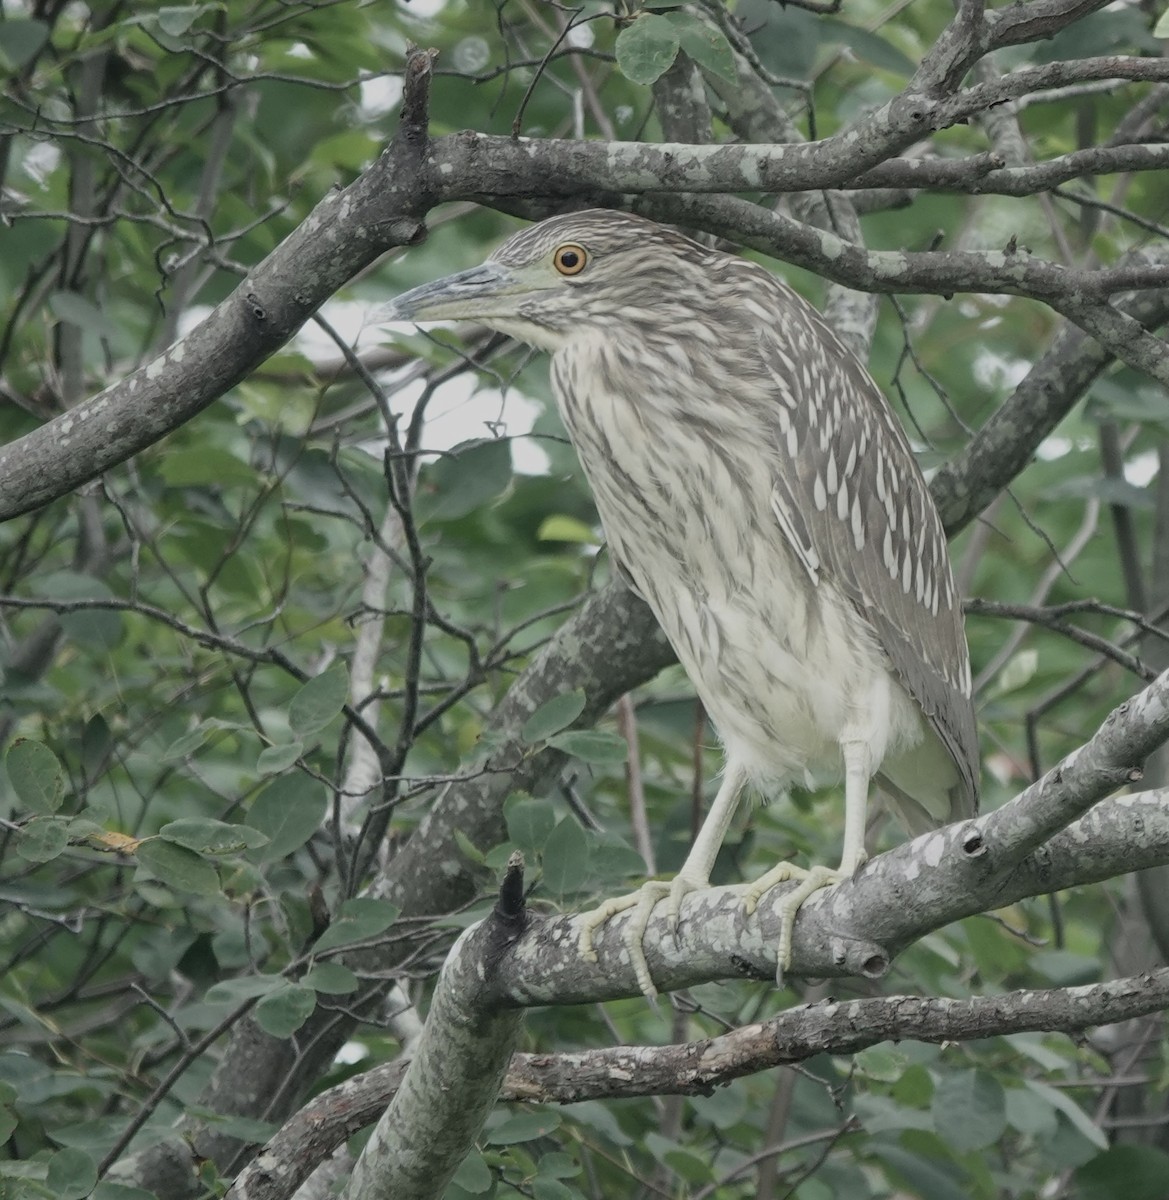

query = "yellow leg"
[578,762,749,997]
[743,738,872,979]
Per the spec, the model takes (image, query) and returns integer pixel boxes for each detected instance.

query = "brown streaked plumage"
[378,210,979,995]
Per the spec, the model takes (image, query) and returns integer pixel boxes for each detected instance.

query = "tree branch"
[231,912,1169,1200]
[346,854,529,1200]
[932,267,1169,534]
[487,670,1169,1003]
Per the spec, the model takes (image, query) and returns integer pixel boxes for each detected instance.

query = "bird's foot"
[578,871,709,998]
[742,858,863,983]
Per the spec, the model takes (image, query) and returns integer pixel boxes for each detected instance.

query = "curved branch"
[490,669,1169,1003]
[0,54,438,524]
[853,144,1169,195]
[932,270,1169,533]
[231,933,1169,1200]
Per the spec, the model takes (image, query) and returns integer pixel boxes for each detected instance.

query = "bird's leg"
[578,763,748,997]
[743,739,872,980]
[837,737,871,877]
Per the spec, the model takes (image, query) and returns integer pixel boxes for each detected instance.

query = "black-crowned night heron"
[378,210,979,995]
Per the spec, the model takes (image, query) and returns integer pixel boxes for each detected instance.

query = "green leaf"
[81,714,112,779]
[451,1151,493,1194]
[536,515,598,544]
[536,1152,580,1180]
[819,17,915,74]
[160,446,256,488]
[313,897,400,953]
[257,742,303,773]
[1030,949,1100,986]
[645,1134,713,1183]
[0,1106,15,1144]
[505,794,557,855]
[254,983,316,1038]
[541,817,589,895]
[454,829,487,865]
[48,292,119,339]
[1048,474,1155,509]
[136,839,221,895]
[1156,8,1169,38]
[183,1114,276,1150]
[36,571,123,650]
[159,818,268,856]
[205,974,286,1004]
[247,773,327,861]
[161,723,216,762]
[45,1149,97,1200]
[532,1181,575,1200]
[6,739,67,814]
[288,665,349,737]
[547,729,628,765]
[1075,1145,1169,1200]
[856,1044,911,1083]
[302,963,359,994]
[486,1109,562,1144]
[418,438,513,522]
[587,832,646,883]
[664,12,736,82]
[1004,1085,1058,1138]
[0,18,48,71]
[522,690,587,743]
[873,1143,969,1200]
[15,816,70,863]
[1025,1080,1108,1150]
[615,14,679,85]
[930,1069,1006,1153]
[158,5,203,36]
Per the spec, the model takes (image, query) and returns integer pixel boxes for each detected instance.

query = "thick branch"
[346,855,528,1200]
[119,582,673,1198]
[231,820,1169,1200]
[853,143,1169,195]
[0,51,436,523]
[933,268,1169,533]
[491,670,1169,1002]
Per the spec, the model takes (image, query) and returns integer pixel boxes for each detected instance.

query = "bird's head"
[373,210,714,353]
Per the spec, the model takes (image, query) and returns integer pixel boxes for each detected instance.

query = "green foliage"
[6,739,67,813]
[2,0,1169,1197]
[313,899,400,954]
[521,691,588,743]
[614,10,736,86]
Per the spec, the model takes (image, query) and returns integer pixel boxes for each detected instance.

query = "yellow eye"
[552,244,588,276]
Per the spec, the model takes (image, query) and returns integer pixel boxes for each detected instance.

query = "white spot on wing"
[770,489,820,583]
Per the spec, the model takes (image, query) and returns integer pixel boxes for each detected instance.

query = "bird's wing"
[757,293,979,820]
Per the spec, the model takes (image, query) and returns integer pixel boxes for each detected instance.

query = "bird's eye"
[552,244,588,276]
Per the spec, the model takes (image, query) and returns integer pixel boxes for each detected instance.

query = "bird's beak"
[371,262,523,325]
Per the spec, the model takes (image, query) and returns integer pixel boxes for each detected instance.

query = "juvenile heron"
[379,210,979,995]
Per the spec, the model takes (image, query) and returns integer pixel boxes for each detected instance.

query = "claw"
[741,861,847,979]
[578,872,709,997]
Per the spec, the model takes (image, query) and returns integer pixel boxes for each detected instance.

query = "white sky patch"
[1036,435,1071,461]
[21,141,60,186]
[307,303,550,475]
[1127,448,1159,487]
[361,75,403,118]
[973,349,1029,392]
[564,22,595,48]
[176,302,548,474]
[1034,434,1103,461]
[335,1041,369,1065]
[401,0,447,15]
